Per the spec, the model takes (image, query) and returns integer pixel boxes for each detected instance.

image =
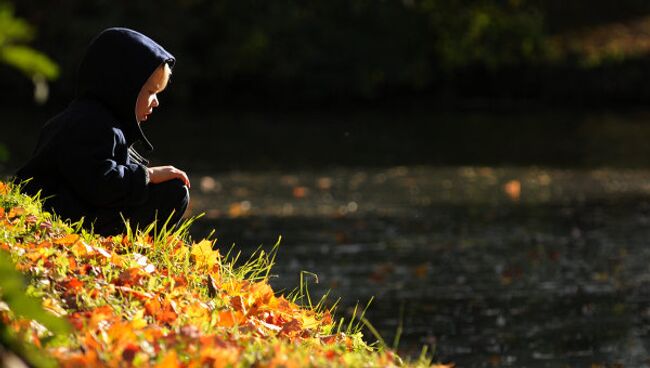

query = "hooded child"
[16,27,191,235]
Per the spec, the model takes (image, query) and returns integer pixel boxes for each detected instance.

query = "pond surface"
[188,166,650,367]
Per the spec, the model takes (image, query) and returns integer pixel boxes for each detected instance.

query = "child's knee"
[167,178,189,206]
[153,179,189,211]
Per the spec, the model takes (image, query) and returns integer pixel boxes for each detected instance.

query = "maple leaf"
[190,240,219,271]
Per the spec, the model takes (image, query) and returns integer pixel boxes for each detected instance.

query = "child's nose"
[152,96,159,107]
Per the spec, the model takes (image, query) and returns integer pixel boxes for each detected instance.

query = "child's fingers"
[175,170,190,188]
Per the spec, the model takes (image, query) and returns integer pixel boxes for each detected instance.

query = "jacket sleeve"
[56,121,149,208]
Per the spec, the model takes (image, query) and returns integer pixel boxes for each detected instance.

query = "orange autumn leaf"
[67,257,77,270]
[144,298,162,317]
[70,241,94,257]
[24,250,44,262]
[110,252,124,267]
[217,310,244,328]
[64,277,84,292]
[107,321,138,346]
[0,181,7,195]
[7,207,25,219]
[54,234,80,246]
[155,350,179,368]
[250,281,274,304]
[271,296,294,312]
[145,297,178,325]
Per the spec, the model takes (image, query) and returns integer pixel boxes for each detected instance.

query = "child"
[16,27,190,235]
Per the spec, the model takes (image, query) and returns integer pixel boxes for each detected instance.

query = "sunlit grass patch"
[0,180,443,367]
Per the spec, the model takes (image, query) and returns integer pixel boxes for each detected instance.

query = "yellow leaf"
[190,239,219,270]
[70,241,94,257]
[131,309,148,329]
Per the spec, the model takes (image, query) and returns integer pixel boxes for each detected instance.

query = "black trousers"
[92,179,190,236]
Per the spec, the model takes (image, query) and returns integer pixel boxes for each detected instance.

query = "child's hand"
[147,166,191,188]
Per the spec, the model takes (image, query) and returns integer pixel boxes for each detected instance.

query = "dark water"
[7,108,650,366]
[187,167,650,367]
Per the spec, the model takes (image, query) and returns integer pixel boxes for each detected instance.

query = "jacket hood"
[77,27,175,151]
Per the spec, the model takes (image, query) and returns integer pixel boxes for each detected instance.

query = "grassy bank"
[0,181,441,367]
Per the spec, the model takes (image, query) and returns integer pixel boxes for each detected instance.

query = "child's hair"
[155,62,172,91]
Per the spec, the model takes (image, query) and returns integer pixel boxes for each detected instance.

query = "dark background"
[6,0,650,112]
[5,0,650,170]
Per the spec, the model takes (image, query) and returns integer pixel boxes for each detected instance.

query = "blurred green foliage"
[0,2,58,81]
[0,255,69,368]
[0,1,59,161]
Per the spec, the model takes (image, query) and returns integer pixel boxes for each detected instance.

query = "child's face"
[135,64,171,122]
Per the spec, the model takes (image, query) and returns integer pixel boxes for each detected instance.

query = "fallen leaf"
[114,268,147,287]
[191,240,219,271]
[64,278,84,292]
[7,207,25,219]
[54,234,80,246]
[155,350,179,368]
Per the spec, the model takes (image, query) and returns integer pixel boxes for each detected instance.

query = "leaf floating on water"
[503,180,521,201]
[292,186,308,198]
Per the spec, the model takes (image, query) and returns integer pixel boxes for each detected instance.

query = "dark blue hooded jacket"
[16,28,175,225]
